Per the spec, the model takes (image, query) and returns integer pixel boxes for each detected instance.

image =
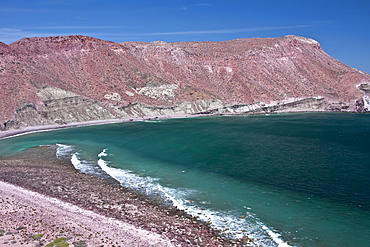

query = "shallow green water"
[1,113,369,246]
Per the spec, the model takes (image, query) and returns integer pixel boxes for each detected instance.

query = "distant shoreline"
[0,114,204,140]
[1,111,367,246]
[1,110,362,140]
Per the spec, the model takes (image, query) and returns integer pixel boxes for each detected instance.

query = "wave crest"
[96,148,290,246]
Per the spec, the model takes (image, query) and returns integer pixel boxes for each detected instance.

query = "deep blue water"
[1,113,369,246]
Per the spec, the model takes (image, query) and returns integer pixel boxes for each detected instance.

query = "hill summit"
[1,35,369,130]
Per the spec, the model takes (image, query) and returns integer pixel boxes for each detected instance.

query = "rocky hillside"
[0,35,369,130]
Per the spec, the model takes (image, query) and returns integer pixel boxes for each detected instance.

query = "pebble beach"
[0,144,238,246]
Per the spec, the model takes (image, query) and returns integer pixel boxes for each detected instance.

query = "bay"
[1,112,369,246]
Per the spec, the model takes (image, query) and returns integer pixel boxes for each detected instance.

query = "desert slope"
[0,35,369,130]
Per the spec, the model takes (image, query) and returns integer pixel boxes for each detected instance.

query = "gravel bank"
[0,145,239,246]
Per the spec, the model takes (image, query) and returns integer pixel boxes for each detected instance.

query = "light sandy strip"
[0,114,200,140]
[0,181,174,246]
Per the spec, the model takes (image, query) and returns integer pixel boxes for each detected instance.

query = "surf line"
[95,148,292,246]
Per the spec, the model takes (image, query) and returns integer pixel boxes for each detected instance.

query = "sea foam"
[56,143,75,158]
[56,144,104,175]
[96,148,291,247]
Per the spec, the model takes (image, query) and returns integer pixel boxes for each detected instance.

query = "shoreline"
[0,114,204,140]
[0,111,363,246]
[0,110,347,140]
[0,180,174,247]
[0,145,238,246]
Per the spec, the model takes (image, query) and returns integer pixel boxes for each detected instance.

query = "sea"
[0,112,369,247]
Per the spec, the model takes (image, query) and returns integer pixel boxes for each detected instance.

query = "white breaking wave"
[71,152,104,174]
[98,149,108,158]
[56,143,75,159]
[158,185,291,246]
[56,144,102,174]
[261,224,292,247]
[96,148,292,247]
[97,149,164,196]
[71,152,84,171]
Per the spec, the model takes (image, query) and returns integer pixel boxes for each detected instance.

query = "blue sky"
[0,0,369,73]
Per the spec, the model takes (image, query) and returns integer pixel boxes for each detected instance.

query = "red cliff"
[1,35,369,130]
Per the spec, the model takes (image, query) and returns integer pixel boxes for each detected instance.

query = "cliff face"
[0,35,369,130]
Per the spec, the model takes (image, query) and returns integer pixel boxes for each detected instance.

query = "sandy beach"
[0,114,203,140]
[0,180,174,247]
[0,140,239,246]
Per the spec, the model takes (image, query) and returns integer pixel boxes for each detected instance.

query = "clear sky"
[0,0,369,73]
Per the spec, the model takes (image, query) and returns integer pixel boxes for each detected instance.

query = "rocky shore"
[0,144,249,246]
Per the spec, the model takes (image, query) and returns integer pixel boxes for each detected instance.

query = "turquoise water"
[1,113,369,246]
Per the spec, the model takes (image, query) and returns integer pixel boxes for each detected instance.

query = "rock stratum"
[1,35,369,130]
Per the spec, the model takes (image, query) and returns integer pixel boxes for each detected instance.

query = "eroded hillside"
[1,35,369,130]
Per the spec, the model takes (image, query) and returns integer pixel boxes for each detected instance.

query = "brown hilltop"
[0,35,369,130]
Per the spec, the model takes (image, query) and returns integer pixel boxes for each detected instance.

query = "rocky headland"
[1,35,369,131]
